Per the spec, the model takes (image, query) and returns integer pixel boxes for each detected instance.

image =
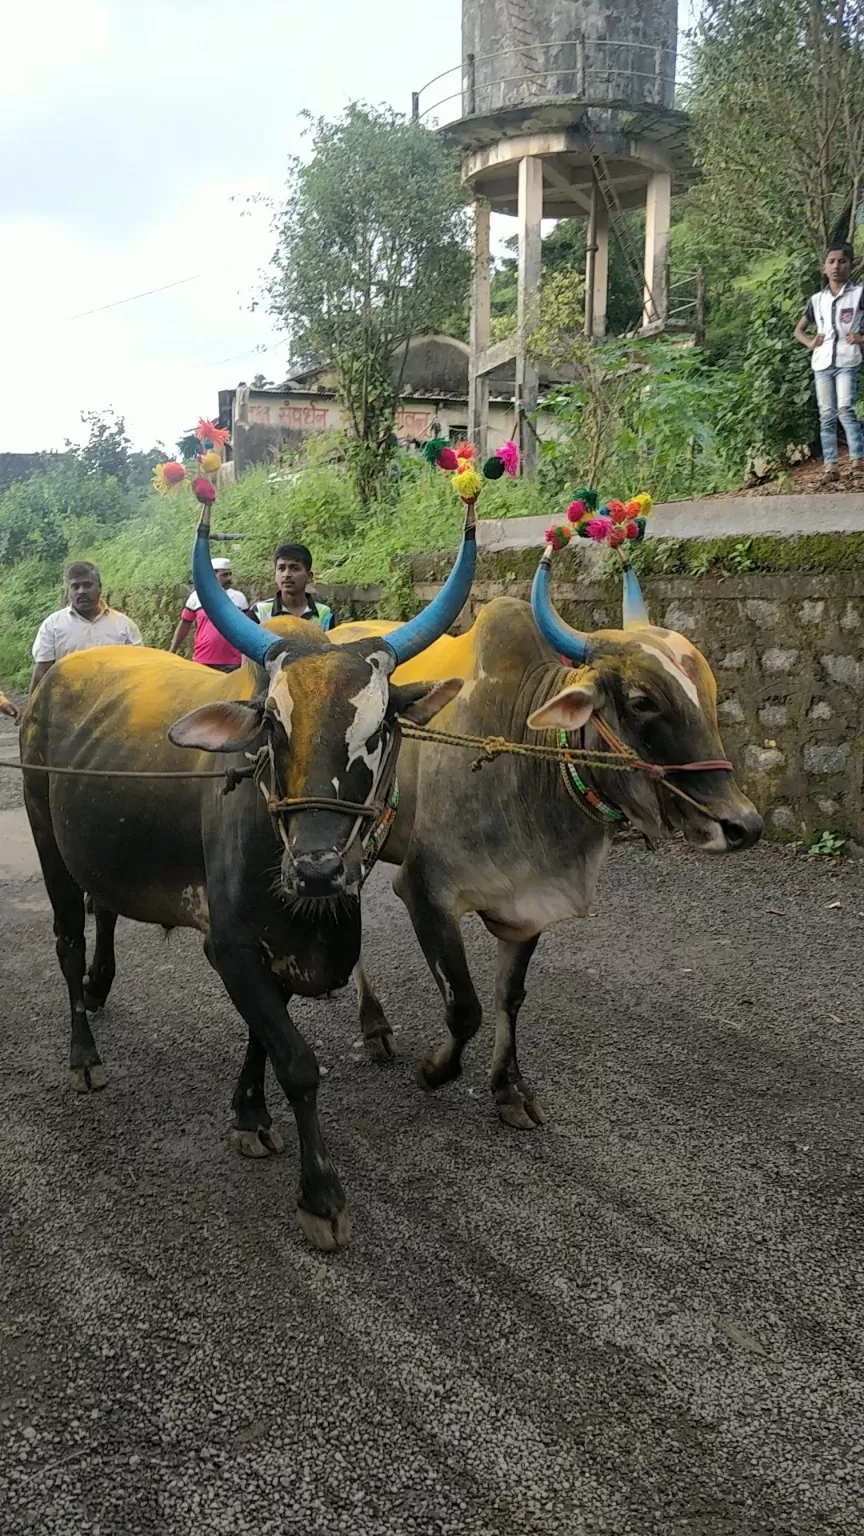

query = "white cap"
[211,557,232,571]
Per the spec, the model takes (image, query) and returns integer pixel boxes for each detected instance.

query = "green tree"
[69,409,132,486]
[268,102,470,503]
[684,0,864,267]
[0,457,133,566]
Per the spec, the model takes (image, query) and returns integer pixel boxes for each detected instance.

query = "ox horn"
[530,547,592,663]
[383,503,477,666]
[622,564,649,627]
[192,501,274,666]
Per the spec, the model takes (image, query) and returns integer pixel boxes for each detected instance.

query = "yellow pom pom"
[634,492,653,515]
[451,466,483,500]
[199,450,221,474]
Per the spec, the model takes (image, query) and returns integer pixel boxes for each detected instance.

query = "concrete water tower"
[415,0,691,469]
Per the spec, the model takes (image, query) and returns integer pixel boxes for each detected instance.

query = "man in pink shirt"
[169,557,250,671]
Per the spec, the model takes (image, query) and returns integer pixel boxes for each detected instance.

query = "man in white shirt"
[30,561,143,695]
[794,241,864,482]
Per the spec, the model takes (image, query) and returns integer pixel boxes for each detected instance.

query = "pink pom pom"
[495,440,520,477]
[625,520,640,540]
[566,499,586,523]
[585,517,611,542]
[192,477,217,506]
[608,525,626,548]
[437,447,459,470]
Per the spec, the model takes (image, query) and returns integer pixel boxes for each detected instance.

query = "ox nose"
[721,804,763,852]
[292,849,347,897]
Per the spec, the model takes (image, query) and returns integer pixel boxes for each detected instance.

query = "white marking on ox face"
[639,642,701,710]
[268,670,295,738]
[345,655,390,778]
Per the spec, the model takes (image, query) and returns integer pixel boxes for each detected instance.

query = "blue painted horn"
[382,502,477,666]
[192,500,274,666]
[531,548,592,663]
[622,564,649,627]
[193,496,477,669]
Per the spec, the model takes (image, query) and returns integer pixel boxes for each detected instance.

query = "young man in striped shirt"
[250,543,335,631]
[795,241,864,482]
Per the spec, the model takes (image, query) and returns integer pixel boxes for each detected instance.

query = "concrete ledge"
[477,494,864,552]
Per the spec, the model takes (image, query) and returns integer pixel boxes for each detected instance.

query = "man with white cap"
[169,557,250,672]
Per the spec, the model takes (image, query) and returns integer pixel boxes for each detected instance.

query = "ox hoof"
[364,1026,397,1063]
[496,1086,548,1130]
[230,1127,285,1160]
[296,1205,352,1253]
[69,1064,108,1093]
[82,992,105,1014]
[417,1056,458,1092]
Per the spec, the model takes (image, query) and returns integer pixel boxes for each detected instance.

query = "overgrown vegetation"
[0,448,542,687]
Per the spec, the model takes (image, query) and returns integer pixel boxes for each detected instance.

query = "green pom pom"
[423,437,450,466]
[482,454,505,480]
[574,486,598,510]
[633,517,646,543]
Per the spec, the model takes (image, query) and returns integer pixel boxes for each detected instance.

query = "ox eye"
[629,694,659,717]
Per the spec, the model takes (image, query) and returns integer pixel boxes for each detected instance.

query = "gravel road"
[1,717,863,1535]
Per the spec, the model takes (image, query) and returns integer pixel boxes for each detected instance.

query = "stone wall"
[410,549,864,845]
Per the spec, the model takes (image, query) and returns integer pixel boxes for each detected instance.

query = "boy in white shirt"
[795,241,864,482]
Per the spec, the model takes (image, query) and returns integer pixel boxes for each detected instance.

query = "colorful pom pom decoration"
[196,418,230,448]
[544,524,573,552]
[152,461,187,495]
[422,436,450,467]
[545,488,653,556]
[425,436,523,504]
[199,450,222,474]
[482,454,506,480]
[451,466,483,501]
[192,477,217,506]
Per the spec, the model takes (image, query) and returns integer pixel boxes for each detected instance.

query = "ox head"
[168,506,474,902]
[530,553,762,852]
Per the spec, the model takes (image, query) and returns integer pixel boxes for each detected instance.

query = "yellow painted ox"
[19,506,475,1251]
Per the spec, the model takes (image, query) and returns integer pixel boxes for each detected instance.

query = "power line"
[66,273,205,320]
[194,340,285,369]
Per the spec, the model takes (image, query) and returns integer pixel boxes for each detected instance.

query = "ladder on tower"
[587,132,658,326]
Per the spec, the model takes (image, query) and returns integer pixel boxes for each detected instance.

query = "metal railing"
[412,39,689,125]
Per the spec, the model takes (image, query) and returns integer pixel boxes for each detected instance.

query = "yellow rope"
[397,720,641,772]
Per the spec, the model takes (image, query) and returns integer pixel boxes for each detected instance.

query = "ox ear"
[168,700,265,753]
[390,677,463,726]
[527,680,597,734]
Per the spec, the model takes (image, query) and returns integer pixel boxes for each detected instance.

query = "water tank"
[463,0,678,117]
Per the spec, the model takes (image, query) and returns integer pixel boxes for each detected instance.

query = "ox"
[332,555,762,1128]
[20,501,473,1250]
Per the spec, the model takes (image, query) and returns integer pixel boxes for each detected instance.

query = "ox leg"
[204,939,284,1159]
[83,905,118,1011]
[353,960,396,1062]
[229,1029,285,1160]
[491,937,548,1130]
[395,867,482,1090]
[210,938,350,1251]
[40,848,106,1093]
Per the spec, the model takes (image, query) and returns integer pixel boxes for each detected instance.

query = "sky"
[0,0,699,454]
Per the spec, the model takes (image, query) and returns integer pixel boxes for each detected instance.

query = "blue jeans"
[814,366,864,463]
